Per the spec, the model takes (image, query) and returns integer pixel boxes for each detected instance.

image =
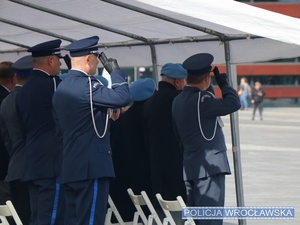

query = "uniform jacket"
[0,86,25,181]
[16,70,62,181]
[52,69,129,184]
[143,81,186,203]
[0,85,10,180]
[172,85,241,181]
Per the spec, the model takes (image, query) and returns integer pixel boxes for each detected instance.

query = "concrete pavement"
[222,107,300,225]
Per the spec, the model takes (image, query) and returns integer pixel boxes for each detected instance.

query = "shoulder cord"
[197,91,218,141]
[88,76,109,139]
[53,77,57,92]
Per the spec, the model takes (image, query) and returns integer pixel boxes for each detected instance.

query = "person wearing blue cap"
[172,53,241,225]
[0,55,33,225]
[109,78,156,221]
[15,39,65,225]
[0,61,16,206]
[143,63,187,223]
[52,36,130,225]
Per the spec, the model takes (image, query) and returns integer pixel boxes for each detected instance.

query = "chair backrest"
[155,194,195,225]
[0,201,23,225]
[105,195,126,225]
[127,188,162,225]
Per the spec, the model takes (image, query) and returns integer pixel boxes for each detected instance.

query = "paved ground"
[221,106,300,225]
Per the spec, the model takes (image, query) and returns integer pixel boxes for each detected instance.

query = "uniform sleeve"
[201,85,241,117]
[89,70,130,108]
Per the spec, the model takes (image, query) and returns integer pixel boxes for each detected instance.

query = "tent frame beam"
[8,0,160,82]
[0,38,30,49]
[0,18,76,42]
[100,0,227,40]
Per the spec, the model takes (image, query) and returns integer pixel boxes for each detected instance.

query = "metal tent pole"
[224,41,246,225]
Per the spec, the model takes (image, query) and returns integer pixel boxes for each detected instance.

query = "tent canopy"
[1,0,300,68]
[2,0,299,216]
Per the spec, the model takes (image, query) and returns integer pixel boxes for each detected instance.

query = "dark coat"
[0,85,10,180]
[172,85,241,181]
[52,69,130,184]
[143,81,186,205]
[15,70,62,181]
[110,101,152,221]
[0,86,25,181]
[251,87,266,104]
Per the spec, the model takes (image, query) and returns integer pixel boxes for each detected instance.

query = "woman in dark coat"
[251,81,266,120]
[110,78,156,222]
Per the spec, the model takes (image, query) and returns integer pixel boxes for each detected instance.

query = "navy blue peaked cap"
[28,39,62,58]
[183,53,214,76]
[12,55,33,77]
[64,36,99,57]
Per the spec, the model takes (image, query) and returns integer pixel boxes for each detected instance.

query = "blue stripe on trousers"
[89,179,98,225]
[50,182,60,225]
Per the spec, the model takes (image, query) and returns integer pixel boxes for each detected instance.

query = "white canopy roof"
[2,0,299,210]
[1,0,300,68]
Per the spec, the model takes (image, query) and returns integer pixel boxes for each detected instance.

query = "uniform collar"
[33,68,50,76]
[0,84,10,92]
[71,68,89,76]
[184,85,199,91]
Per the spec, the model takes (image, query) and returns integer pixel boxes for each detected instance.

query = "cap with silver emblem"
[64,36,99,57]
[28,39,62,58]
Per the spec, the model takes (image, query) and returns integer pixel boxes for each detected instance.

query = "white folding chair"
[0,200,23,225]
[127,188,162,225]
[155,194,195,225]
[105,195,133,225]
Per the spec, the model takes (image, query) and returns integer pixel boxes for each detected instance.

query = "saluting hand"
[213,66,229,89]
[99,52,120,74]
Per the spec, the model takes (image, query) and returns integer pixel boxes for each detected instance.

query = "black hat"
[12,55,33,77]
[28,39,62,58]
[64,36,99,57]
[182,53,214,76]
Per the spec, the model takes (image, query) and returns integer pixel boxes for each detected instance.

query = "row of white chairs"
[105,188,196,225]
[0,200,22,225]
[0,189,195,225]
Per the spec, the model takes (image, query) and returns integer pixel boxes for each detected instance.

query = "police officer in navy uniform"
[15,40,65,225]
[0,55,33,225]
[172,53,241,225]
[52,36,130,225]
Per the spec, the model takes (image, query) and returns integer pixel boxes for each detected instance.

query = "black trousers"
[10,180,31,225]
[0,181,10,204]
[252,102,264,119]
